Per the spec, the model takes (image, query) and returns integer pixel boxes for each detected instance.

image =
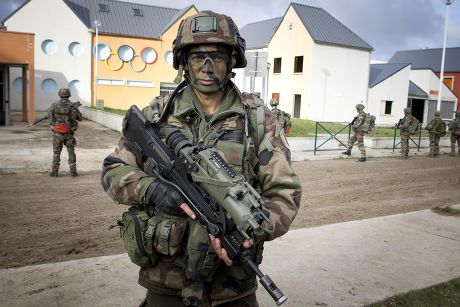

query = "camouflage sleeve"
[101,136,155,206]
[256,108,301,241]
[284,112,292,128]
[48,103,56,126]
[401,116,412,130]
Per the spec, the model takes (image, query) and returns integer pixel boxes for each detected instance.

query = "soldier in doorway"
[269,98,292,135]
[448,110,460,157]
[425,111,446,157]
[48,88,82,176]
[342,103,367,162]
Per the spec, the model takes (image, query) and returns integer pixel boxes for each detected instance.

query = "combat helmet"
[403,107,411,114]
[355,103,365,110]
[58,88,71,98]
[270,98,279,106]
[172,11,247,71]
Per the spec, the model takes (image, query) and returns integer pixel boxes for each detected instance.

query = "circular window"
[141,47,158,64]
[93,43,111,60]
[68,42,84,57]
[164,51,173,65]
[41,39,58,55]
[13,77,23,92]
[41,78,58,94]
[69,80,82,96]
[118,45,134,62]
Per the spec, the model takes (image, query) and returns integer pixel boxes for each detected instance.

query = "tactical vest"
[51,99,76,133]
[136,82,268,300]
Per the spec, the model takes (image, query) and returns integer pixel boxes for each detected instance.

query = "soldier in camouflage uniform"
[48,88,81,177]
[101,11,301,307]
[269,98,292,135]
[425,111,446,157]
[397,108,417,159]
[342,103,367,162]
[448,111,460,157]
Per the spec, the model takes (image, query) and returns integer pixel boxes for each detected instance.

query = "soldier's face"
[187,45,230,88]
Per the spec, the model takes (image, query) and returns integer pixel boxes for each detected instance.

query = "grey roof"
[240,17,282,50]
[291,3,373,51]
[389,47,460,72]
[408,81,428,98]
[63,0,194,39]
[369,63,410,88]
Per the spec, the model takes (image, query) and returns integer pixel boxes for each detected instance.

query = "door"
[294,94,301,118]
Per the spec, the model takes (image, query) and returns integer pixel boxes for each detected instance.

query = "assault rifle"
[33,101,81,125]
[395,118,403,129]
[350,116,357,126]
[123,105,288,306]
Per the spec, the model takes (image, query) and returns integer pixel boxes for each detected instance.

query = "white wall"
[368,65,411,126]
[410,69,457,102]
[5,0,92,111]
[309,44,371,122]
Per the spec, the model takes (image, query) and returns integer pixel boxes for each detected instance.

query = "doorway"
[294,94,301,118]
[410,98,425,123]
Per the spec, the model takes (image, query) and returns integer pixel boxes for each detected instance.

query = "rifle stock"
[122,105,287,306]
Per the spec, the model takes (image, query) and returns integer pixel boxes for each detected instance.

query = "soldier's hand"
[145,182,186,216]
[209,234,254,266]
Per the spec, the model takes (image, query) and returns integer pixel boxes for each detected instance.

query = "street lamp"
[436,0,453,112]
[94,19,101,108]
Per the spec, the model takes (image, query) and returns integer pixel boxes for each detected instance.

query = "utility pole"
[436,0,453,112]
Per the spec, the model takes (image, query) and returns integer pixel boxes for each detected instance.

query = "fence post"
[314,122,318,155]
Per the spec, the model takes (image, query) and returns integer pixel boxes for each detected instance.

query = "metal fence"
[313,122,352,155]
[392,125,422,152]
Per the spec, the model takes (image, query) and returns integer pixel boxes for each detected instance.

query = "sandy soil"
[1,118,459,269]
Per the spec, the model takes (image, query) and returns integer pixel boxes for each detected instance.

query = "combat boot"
[50,170,59,177]
[357,157,366,162]
[70,168,78,177]
[342,149,351,156]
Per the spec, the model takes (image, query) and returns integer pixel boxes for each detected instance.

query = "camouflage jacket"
[101,84,301,303]
[48,99,80,133]
[448,117,460,134]
[399,114,416,133]
[426,117,446,136]
[352,111,366,132]
[271,108,292,130]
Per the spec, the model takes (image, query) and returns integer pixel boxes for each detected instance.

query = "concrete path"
[1,209,459,307]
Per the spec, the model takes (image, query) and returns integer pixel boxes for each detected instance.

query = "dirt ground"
[1,118,460,269]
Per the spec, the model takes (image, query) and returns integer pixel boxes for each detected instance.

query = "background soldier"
[448,110,460,157]
[396,107,416,159]
[342,103,367,162]
[425,111,446,157]
[48,88,81,177]
[270,98,292,135]
[101,11,301,307]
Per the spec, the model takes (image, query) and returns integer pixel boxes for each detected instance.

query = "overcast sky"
[1,0,459,61]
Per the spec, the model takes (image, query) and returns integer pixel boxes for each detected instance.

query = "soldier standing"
[396,107,417,159]
[101,11,301,307]
[425,111,446,157]
[342,103,367,162]
[48,88,81,177]
[270,98,292,135]
[448,111,460,157]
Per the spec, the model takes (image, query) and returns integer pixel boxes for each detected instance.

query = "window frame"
[273,57,282,74]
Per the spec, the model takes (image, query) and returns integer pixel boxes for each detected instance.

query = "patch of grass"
[89,106,127,116]
[366,277,460,307]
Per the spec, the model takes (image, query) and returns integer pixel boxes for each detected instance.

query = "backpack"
[362,113,376,134]
[408,117,421,135]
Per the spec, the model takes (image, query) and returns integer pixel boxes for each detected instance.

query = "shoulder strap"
[241,93,266,153]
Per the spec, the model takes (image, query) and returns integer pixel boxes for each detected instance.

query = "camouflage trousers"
[52,132,77,171]
[348,132,366,157]
[142,290,258,307]
[400,131,411,158]
[428,133,440,156]
[450,134,460,155]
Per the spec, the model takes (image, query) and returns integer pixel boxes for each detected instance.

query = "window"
[97,79,124,86]
[133,8,143,16]
[273,58,281,73]
[69,80,82,95]
[68,42,84,57]
[98,4,109,12]
[164,51,174,65]
[381,100,393,115]
[41,39,58,55]
[13,77,22,92]
[41,78,58,93]
[294,56,303,73]
[443,77,454,90]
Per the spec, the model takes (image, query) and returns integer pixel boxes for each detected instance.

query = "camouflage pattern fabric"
[347,111,367,157]
[48,98,80,172]
[271,108,292,131]
[426,117,445,157]
[399,114,416,158]
[448,115,460,156]
[101,83,301,305]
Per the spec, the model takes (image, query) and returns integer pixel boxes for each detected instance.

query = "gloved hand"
[144,181,185,216]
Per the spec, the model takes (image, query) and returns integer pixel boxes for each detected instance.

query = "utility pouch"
[54,122,70,133]
[149,214,187,257]
[118,207,159,267]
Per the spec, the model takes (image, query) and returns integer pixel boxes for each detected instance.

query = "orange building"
[0,29,35,125]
